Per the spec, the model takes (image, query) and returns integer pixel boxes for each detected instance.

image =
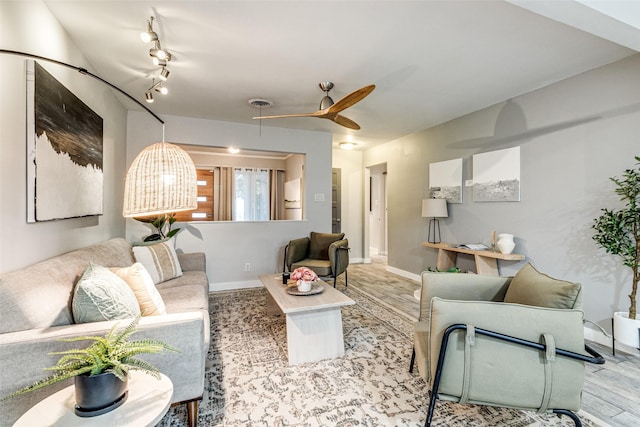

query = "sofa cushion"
[292,259,332,277]
[72,263,141,323]
[504,263,582,309]
[159,284,209,312]
[309,232,345,260]
[133,239,183,284]
[111,263,167,316]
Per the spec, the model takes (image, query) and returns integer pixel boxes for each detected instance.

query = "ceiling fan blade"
[326,84,375,114]
[331,114,361,130]
[252,112,320,120]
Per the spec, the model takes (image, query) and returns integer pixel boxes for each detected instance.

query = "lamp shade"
[123,142,197,217]
[421,198,448,218]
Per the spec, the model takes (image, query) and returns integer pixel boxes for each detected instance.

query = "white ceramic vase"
[297,280,312,292]
[496,233,515,254]
[613,311,640,349]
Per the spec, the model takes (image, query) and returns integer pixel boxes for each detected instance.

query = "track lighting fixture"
[140,17,158,43]
[141,16,174,102]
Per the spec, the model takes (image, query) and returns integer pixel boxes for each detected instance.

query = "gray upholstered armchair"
[284,232,349,288]
[410,264,604,427]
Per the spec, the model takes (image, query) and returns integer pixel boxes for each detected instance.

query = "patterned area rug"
[157,286,609,426]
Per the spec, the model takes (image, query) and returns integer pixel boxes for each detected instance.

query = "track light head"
[159,67,170,81]
[145,91,154,103]
[141,30,158,43]
[149,45,172,62]
[141,18,158,43]
[156,85,168,95]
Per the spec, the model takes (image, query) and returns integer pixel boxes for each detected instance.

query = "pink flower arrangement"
[290,267,318,284]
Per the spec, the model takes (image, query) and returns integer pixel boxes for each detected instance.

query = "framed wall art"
[429,158,463,203]
[472,146,520,202]
[26,60,104,222]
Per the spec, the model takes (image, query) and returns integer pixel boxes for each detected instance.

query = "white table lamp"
[422,199,448,243]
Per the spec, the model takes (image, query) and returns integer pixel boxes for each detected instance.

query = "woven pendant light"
[123,142,197,217]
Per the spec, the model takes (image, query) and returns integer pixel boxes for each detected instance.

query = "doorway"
[367,163,387,258]
[332,168,341,233]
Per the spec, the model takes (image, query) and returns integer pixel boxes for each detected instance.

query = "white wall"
[126,111,333,287]
[332,148,364,262]
[0,0,127,273]
[363,53,640,334]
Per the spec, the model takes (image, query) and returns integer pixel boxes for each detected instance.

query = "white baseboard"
[209,280,263,292]
[585,325,639,356]
[583,326,611,348]
[385,266,420,283]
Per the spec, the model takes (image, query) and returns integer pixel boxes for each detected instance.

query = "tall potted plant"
[1,317,178,417]
[592,155,640,348]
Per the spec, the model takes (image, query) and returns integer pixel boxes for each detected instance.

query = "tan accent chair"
[410,264,604,427]
[284,232,349,288]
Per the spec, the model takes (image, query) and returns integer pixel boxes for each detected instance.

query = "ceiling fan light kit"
[141,17,172,103]
[252,82,375,130]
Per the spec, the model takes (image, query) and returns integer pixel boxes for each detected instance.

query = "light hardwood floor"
[339,257,640,427]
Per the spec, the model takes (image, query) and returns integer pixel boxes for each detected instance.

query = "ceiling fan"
[253,82,375,130]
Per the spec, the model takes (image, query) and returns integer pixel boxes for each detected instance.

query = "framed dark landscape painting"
[26,60,103,222]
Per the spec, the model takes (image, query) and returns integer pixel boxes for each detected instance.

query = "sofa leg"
[409,347,415,373]
[187,399,199,427]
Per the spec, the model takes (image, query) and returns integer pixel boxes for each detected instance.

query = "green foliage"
[1,317,178,401]
[135,213,181,242]
[592,155,640,319]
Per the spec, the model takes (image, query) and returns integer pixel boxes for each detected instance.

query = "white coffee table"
[259,274,355,365]
[14,371,173,427]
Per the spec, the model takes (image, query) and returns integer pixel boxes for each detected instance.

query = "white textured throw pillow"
[111,263,167,316]
[72,263,141,324]
[133,239,183,285]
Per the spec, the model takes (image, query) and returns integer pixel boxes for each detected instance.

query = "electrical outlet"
[244,262,251,272]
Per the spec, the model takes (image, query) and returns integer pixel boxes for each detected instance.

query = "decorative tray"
[286,283,324,296]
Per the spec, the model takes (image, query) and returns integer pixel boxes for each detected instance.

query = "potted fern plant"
[592,155,640,349]
[1,317,178,417]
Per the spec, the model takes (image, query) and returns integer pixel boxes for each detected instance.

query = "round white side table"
[14,371,173,427]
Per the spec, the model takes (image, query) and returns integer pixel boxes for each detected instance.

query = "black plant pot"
[74,372,128,417]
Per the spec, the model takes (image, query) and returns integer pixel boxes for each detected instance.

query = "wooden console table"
[422,242,525,276]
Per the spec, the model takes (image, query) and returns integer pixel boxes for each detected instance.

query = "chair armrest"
[177,252,206,272]
[285,237,310,271]
[328,239,349,275]
[418,272,511,321]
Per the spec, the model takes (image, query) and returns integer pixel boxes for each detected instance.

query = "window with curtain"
[233,168,270,221]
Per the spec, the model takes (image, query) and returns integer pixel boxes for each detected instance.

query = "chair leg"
[553,409,582,427]
[345,269,348,288]
[187,399,199,427]
[409,347,415,373]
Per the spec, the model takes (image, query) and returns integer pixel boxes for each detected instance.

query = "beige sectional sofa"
[0,238,210,427]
